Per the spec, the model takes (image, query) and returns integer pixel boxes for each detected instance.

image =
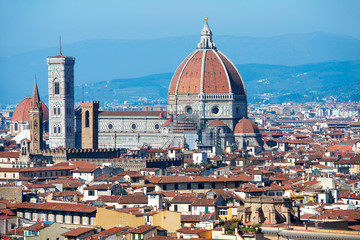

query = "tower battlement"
[80,101,100,108]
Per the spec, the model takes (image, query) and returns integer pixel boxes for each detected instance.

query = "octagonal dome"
[168,20,246,97]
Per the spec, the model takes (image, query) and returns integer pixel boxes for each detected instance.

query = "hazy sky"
[1,0,359,57]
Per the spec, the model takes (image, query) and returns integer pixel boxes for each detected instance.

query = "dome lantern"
[197,18,216,50]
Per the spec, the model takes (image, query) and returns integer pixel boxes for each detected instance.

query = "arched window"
[58,127,61,134]
[54,127,57,133]
[58,108,60,115]
[53,107,56,115]
[14,122,18,131]
[54,82,60,95]
[22,147,26,155]
[34,120,38,128]
[85,111,90,128]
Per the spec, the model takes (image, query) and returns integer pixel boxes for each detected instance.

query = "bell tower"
[29,79,43,153]
[47,47,75,149]
[80,101,99,149]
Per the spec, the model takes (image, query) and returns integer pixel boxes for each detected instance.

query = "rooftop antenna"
[59,36,62,55]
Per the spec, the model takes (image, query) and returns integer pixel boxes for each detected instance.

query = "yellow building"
[217,205,238,221]
[94,207,181,233]
[290,190,318,204]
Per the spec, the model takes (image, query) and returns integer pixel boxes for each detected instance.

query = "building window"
[85,111,90,128]
[154,124,160,130]
[108,123,113,130]
[88,190,95,196]
[163,185,167,190]
[218,208,228,216]
[58,108,60,115]
[174,184,179,190]
[212,106,219,115]
[54,107,56,115]
[187,183,191,189]
[174,204,178,212]
[54,82,60,95]
[186,106,193,114]
[198,183,204,189]
[58,127,61,134]
[131,123,137,130]
[54,127,57,134]
[212,182,216,188]
[14,122,18,131]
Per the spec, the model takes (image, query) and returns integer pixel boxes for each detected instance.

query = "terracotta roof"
[99,194,148,204]
[162,119,171,127]
[62,227,95,237]
[83,226,132,240]
[168,49,245,96]
[49,53,74,59]
[5,222,48,236]
[129,225,157,234]
[327,145,353,152]
[234,118,259,134]
[99,111,166,117]
[0,151,20,158]
[148,175,250,184]
[70,161,100,172]
[13,202,96,213]
[171,194,197,203]
[11,97,49,122]
[208,119,227,127]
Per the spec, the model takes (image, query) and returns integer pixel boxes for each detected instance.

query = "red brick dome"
[168,49,246,96]
[234,118,259,134]
[168,20,246,97]
[11,97,49,122]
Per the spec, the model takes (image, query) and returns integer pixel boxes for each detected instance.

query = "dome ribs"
[203,50,229,94]
[177,51,203,95]
[168,52,193,95]
[217,52,246,96]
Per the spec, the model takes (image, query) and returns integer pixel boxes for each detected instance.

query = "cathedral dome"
[12,97,49,122]
[234,117,259,134]
[168,20,246,97]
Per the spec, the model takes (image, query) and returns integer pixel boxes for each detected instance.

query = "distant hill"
[75,60,360,104]
[1,32,360,104]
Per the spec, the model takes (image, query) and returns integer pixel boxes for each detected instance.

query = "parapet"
[80,101,100,109]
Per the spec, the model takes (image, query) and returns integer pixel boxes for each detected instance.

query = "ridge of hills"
[0,32,360,104]
[77,60,360,105]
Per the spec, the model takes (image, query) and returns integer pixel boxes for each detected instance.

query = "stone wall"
[0,185,22,202]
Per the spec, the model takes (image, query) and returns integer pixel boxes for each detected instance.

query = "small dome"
[12,97,49,122]
[234,118,259,134]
